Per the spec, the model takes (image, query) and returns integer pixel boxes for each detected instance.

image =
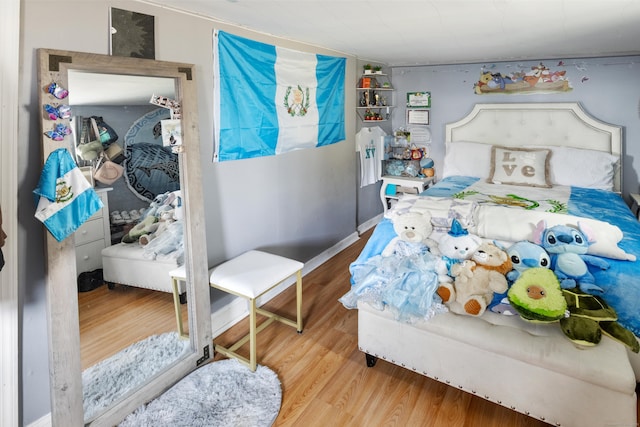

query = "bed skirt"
[357,301,637,427]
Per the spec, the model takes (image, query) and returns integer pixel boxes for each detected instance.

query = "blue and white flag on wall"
[34,148,103,242]
[213,30,346,161]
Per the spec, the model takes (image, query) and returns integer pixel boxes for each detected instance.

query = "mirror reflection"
[67,71,190,422]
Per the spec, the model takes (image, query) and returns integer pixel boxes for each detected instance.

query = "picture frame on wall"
[406,91,431,108]
[110,8,155,59]
[407,109,430,125]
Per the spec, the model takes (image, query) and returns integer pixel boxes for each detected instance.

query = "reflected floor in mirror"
[78,283,189,369]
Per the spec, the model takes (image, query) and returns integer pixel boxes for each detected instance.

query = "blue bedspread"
[350,176,640,336]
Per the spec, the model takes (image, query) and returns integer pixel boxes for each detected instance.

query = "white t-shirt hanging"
[356,126,386,188]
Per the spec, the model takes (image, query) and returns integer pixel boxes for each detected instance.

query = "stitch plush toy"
[532,220,609,294]
[381,211,436,257]
[489,240,551,315]
[438,242,512,316]
[434,218,482,283]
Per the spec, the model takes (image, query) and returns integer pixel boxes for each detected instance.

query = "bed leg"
[106,282,116,290]
[365,353,378,367]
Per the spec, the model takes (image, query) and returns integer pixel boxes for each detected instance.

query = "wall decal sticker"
[474,62,572,95]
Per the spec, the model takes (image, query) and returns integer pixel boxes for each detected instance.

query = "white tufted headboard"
[445,103,623,192]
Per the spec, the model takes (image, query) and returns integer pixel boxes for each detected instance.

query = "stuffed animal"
[532,220,609,294]
[489,240,551,315]
[434,218,482,283]
[143,220,184,260]
[141,191,177,219]
[507,267,567,322]
[381,211,435,257]
[438,242,512,316]
[121,215,158,243]
[561,288,639,352]
[508,268,639,353]
[77,140,104,161]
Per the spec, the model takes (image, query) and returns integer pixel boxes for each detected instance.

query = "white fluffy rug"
[83,332,190,422]
[119,359,282,427]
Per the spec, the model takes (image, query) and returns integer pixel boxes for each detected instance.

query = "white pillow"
[442,141,492,179]
[538,146,618,190]
[488,146,552,188]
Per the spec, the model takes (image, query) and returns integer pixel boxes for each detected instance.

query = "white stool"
[209,250,304,371]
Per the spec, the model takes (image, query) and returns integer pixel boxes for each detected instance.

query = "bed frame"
[358,103,637,426]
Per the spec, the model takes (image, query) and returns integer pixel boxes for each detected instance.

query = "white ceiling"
[148,0,640,66]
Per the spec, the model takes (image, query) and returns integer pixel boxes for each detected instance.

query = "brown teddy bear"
[437,242,512,316]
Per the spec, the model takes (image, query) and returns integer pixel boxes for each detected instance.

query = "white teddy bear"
[381,210,436,257]
[434,218,482,283]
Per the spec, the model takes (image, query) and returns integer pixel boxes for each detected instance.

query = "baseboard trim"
[357,213,382,235]
[211,230,361,337]
[27,413,51,427]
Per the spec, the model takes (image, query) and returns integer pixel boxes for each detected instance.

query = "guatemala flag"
[214,30,346,161]
[34,148,103,242]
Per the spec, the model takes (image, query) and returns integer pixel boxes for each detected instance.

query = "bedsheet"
[348,176,640,336]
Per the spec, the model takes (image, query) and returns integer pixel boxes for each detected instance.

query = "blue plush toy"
[532,220,609,294]
[505,240,551,283]
[489,240,551,315]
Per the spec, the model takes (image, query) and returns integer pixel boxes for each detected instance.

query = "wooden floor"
[78,283,188,369]
[80,228,639,426]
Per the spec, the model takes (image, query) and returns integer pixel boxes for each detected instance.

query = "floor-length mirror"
[37,49,212,427]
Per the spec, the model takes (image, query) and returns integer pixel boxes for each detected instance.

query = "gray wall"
[389,58,640,200]
[20,1,357,424]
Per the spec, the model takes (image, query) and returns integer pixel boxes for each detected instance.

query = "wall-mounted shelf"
[357,71,394,124]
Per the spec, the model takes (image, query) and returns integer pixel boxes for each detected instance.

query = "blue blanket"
[350,176,640,336]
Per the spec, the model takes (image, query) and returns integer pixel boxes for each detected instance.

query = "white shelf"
[356,87,393,91]
[380,176,434,213]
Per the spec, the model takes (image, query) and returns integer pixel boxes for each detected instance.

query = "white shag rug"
[83,332,190,422]
[119,359,282,427]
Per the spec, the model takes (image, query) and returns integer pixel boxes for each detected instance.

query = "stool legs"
[213,268,304,372]
[296,270,303,333]
[171,276,187,338]
[249,298,257,371]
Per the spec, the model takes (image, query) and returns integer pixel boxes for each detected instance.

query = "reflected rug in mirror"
[119,359,282,427]
[83,332,190,423]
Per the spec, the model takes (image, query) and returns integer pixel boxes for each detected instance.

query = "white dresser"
[75,187,112,275]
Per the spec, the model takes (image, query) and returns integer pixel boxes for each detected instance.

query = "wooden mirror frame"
[37,49,212,426]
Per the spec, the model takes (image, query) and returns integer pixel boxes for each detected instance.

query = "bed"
[344,103,640,426]
[101,190,185,299]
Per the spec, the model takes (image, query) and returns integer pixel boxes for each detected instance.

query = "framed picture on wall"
[407,109,430,125]
[406,91,431,108]
[110,8,155,59]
